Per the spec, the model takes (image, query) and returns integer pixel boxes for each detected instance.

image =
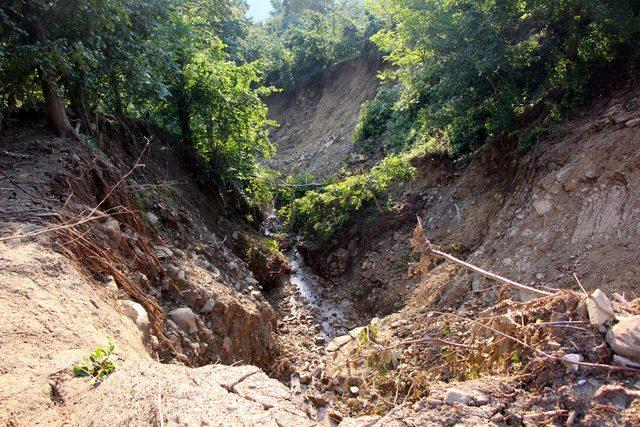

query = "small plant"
[73,342,116,381]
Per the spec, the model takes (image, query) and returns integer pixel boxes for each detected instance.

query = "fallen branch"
[411,217,554,297]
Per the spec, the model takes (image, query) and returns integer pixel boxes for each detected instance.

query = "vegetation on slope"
[283,0,640,242]
[357,0,640,155]
[0,0,274,210]
[2,0,639,243]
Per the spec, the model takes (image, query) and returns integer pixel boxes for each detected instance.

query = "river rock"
[119,300,149,334]
[146,212,159,225]
[586,289,614,326]
[102,218,123,243]
[169,307,197,334]
[201,298,216,314]
[533,199,552,216]
[445,388,472,406]
[562,353,584,372]
[606,316,640,363]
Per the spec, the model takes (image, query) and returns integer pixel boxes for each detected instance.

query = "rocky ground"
[2,79,640,426]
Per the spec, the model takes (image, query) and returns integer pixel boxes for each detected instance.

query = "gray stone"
[245,277,259,286]
[533,199,552,216]
[606,316,640,363]
[562,353,584,372]
[445,388,472,406]
[201,299,216,314]
[146,212,159,225]
[586,289,614,326]
[119,300,150,334]
[154,246,174,259]
[169,307,197,334]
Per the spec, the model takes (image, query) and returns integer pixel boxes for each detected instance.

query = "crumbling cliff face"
[266,54,382,181]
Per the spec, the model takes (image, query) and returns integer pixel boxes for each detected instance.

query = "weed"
[73,342,116,381]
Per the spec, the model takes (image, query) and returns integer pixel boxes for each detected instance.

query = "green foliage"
[363,0,640,155]
[354,82,418,151]
[241,0,379,87]
[73,342,116,381]
[0,0,278,210]
[283,153,415,241]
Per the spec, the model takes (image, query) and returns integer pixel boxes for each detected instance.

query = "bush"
[283,153,415,241]
[364,0,640,155]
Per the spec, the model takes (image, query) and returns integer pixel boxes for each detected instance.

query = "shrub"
[73,342,116,381]
[283,153,415,241]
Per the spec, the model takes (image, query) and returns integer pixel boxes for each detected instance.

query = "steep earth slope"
[0,118,314,425]
[266,55,382,180]
[267,67,640,424]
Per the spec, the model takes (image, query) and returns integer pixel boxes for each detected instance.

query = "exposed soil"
[266,54,382,181]
[2,60,640,426]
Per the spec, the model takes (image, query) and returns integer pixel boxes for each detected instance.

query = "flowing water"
[262,211,354,341]
[287,250,352,338]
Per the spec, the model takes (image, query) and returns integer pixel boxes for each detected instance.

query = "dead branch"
[411,217,554,297]
[573,273,589,297]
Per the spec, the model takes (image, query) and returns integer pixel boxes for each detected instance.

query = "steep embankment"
[267,60,640,423]
[0,118,313,425]
[266,55,382,181]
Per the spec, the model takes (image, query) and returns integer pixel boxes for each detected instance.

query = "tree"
[363,0,640,155]
[2,0,76,137]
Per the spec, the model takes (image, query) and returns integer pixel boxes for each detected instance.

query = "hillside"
[2,0,640,425]
[266,55,382,181]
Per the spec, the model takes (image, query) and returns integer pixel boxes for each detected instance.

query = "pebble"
[168,307,197,334]
[349,386,359,396]
[201,298,216,313]
[562,353,584,372]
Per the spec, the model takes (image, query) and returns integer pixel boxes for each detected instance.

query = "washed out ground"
[1,56,640,426]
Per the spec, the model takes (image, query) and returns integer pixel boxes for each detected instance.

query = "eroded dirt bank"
[265,79,640,424]
[265,54,382,181]
[2,74,640,426]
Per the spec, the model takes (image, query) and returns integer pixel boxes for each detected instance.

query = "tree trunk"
[109,70,125,115]
[23,1,78,139]
[41,77,75,137]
